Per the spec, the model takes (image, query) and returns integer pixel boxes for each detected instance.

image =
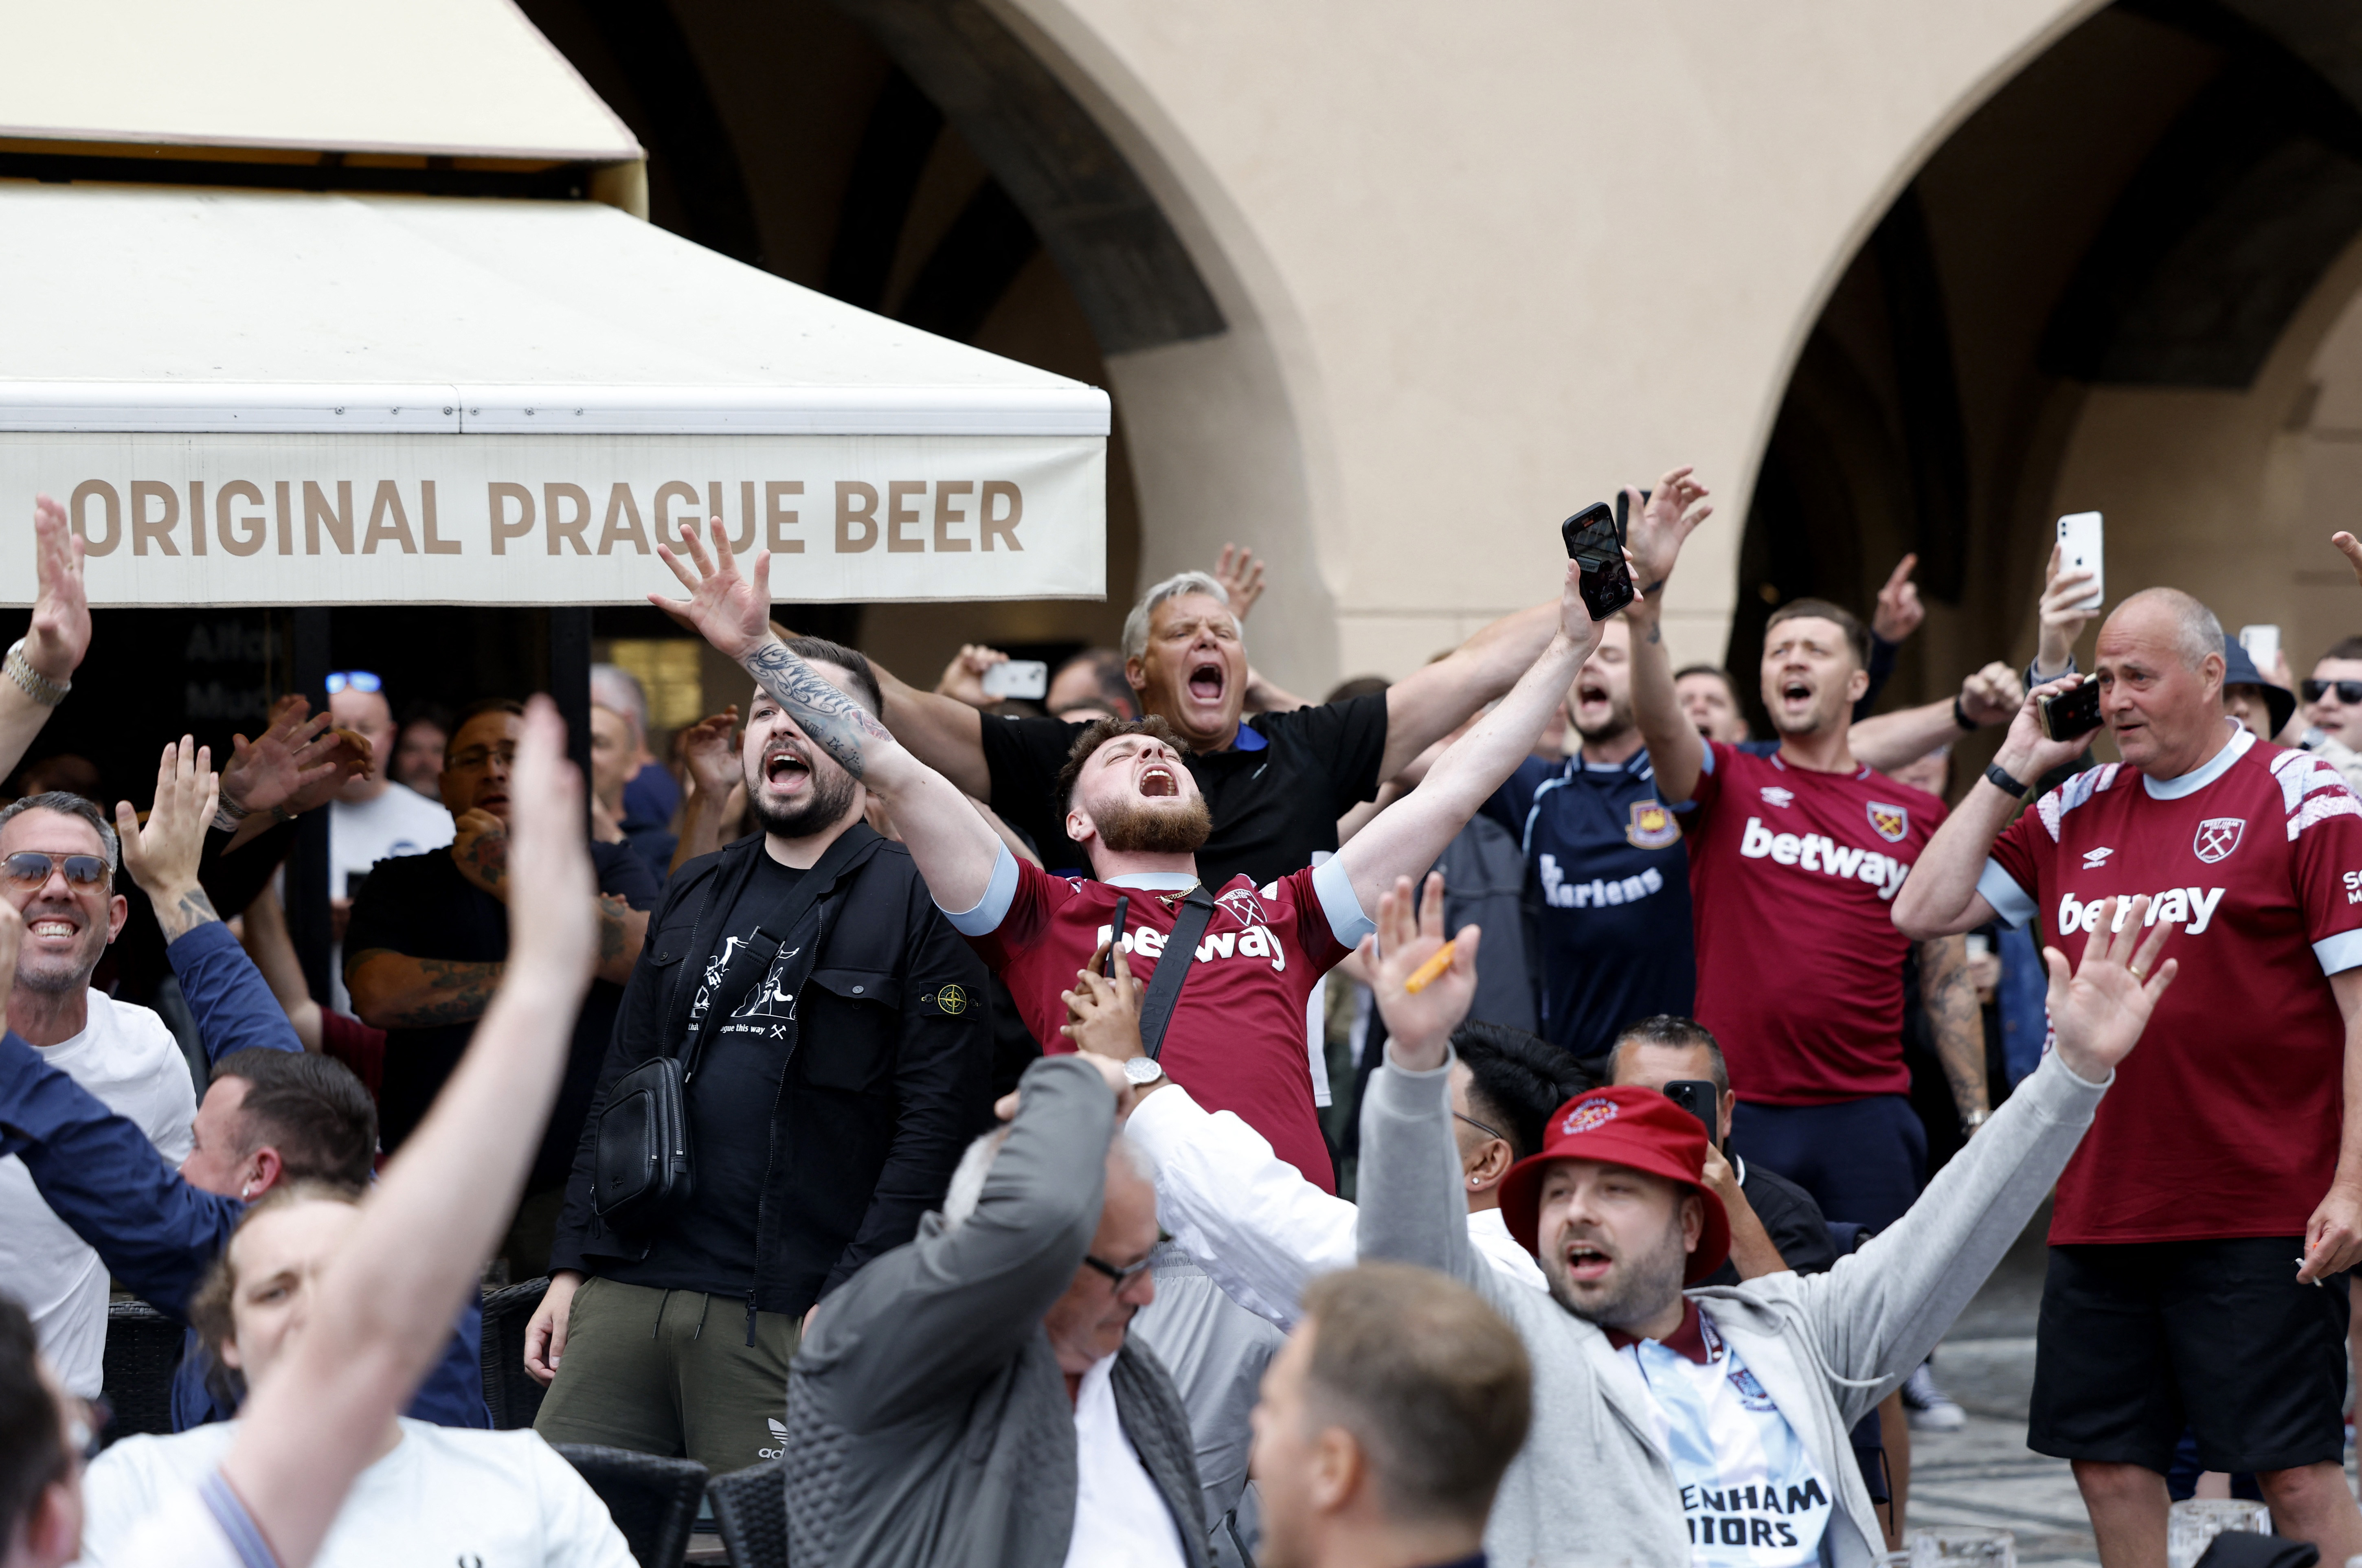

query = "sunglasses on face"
[2303,680,2362,705]
[2,851,108,888]
[325,671,382,695]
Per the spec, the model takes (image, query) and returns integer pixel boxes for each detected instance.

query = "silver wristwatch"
[1122,1057,1165,1087]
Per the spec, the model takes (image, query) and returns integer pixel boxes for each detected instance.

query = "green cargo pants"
[531,1276,802,1477]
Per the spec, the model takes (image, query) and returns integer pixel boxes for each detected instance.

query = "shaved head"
[2107,588,2223,675]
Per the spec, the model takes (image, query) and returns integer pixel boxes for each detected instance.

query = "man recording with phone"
[1895,584,2362,1568]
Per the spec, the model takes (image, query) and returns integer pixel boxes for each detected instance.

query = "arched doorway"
[516,0,1329,699]
[1735,0,2362,754]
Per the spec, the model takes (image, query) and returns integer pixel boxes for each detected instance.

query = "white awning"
[0,183,1108,605]
[0,0,641,163]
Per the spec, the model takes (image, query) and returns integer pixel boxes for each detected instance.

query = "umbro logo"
[2081,847,2114,870]
[1759,786,1794,809]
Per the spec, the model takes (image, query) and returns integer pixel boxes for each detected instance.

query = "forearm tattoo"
[1925,952,1989,1116]
[743,639,895,780]
[596,894,630,967]
[392,957,502,1027]
[156,886,220,943]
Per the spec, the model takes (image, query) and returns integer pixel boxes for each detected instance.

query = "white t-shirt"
[102,1473,274,1568]
[1062,1353,1189,1568]
[328,786,453,1009]
[78,1417,636,1568]
[0,992,194,1396]
[1619,1303,1835,1568]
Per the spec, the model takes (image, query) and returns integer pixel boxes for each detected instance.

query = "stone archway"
[1734,0,2362,748]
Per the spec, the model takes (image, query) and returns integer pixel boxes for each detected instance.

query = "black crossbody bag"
[590,831,877,1235]
[1137,886,1217,1059]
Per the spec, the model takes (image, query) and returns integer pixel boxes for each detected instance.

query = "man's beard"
[1094,796,1212,855]
[1542,1211,1689,1333]
[1575,695,1636,746]
[744,760,860,840]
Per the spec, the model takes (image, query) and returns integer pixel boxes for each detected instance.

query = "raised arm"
[220,697,598,1568]
[1062,943,1357,1328]
[0,1016,242,1322]
[1847,662,2023,773]
[115,737,305,1062]
[866,656,992,799]
[1621,469,1716,803]
[1337,561,1601,913]
[1352,874,1488,1291]
[1376,601,1562,780]
[0,497,91,788]
[652,518,1004,913]
[1891,673,2092,939]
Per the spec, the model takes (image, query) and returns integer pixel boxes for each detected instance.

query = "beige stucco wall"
[993,0,2110,693]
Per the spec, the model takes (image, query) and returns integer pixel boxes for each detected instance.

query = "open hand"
[1872,554,1923,645]
[25,495,90,684]
[652,517,773,662]
[1212,544,1266,619]
[1627,466,1713,593]
[2043,895,2177,1083]
[115,736,218,901]
[222,696,362,816]
[1358,871,1480,1071]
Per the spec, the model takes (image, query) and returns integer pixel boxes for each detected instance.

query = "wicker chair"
[707,1457,787,1568]
[102,1300,185,1441]
[478,1276,551,1430]
[554,1443,708,1568]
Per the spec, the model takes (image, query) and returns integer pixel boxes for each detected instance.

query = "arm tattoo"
[744,639,895,780]
[156,886,221,943]
[1923,941,1989,1117]
[596,895,628,966]
[384,956,503,1027]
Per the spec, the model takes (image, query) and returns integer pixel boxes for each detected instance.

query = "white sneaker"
[1902,1363,1967,1432]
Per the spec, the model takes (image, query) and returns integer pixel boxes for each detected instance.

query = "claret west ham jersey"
[1982,726,2362,1244]
[1684,741,1947,1105]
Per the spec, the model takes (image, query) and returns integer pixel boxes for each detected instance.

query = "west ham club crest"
[2193,817,2245,864]
[1866,801,1910,843]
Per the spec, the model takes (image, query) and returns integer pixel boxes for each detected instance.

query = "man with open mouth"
[1359,869,2178,1568]
[860,542,1592,895]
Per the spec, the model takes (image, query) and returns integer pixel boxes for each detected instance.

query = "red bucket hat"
[1497,1085,1732,1285]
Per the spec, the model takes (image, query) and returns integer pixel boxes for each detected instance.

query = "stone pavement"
[1905,1202,2353,1568]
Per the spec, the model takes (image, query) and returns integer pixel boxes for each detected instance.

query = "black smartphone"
[1104,895,1129,977]
[1562,501,1635,619]
[2038,677,2103,743]
[345,871,370,900]
[1663,1080,1718,1144]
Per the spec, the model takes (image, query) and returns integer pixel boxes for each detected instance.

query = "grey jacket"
[1360,1046,2108,1568]
[783,1055,1208,1568]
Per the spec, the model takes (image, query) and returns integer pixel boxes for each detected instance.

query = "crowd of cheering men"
[3,468,2361,1568]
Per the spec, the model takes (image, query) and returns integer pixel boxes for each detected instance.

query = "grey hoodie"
[1359,1046,2107,1568]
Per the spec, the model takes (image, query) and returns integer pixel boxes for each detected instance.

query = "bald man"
[1898,586,2362,1568]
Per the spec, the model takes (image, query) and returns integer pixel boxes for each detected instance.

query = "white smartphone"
[981,659,1048,701]
[2056,512,2103,612]
[1964,933,1992,962]
[2239,624,2282,668]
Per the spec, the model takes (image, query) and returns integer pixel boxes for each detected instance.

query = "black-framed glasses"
[1082,1229,1170,1287]
[1,851,108,888]
[2303,679,2362,705]
[1455,1110,1509,1144]
[326,671,382,695]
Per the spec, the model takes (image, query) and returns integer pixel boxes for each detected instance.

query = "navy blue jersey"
[1482,751,1696,1062]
